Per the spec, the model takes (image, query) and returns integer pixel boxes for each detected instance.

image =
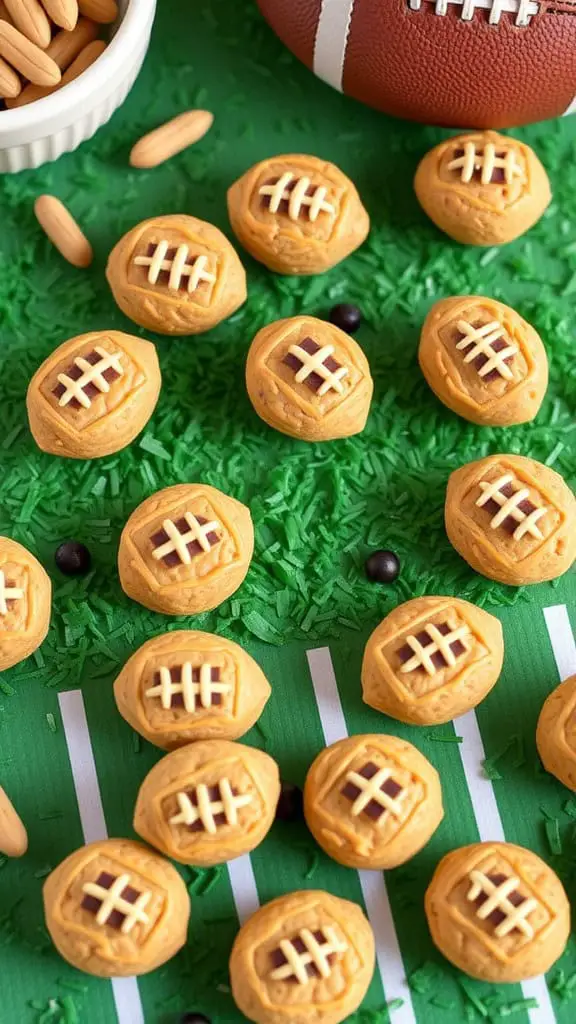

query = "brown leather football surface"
[256,0,576,129]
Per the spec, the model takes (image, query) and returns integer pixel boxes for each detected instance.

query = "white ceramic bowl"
[0,0,156,173]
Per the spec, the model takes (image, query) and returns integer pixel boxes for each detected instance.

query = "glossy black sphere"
[55,541,92,576]
[365,549,400,584]
[177,1014,211,1024]
[275,781,304,822]
[328,303,362,334]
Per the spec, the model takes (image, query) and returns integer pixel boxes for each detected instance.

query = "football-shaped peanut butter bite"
[0,537,51,671]
[26,331,161,459]
[229,889,375,1024]
[362,596,503,727]
[414,131,551,247]
[536,675,576,792]
[133,739,280,866]
[113,630,271,750]
[246,315,373,441]
[419,296,548,427]
[425,841,570,984]
[43,838,190,978]
[445,454,576,586]
[118,483,254,615]
[304,734,443,870]
[227,153,369,275]
[106,214,247,335]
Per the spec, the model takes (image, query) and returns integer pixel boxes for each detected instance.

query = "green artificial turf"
[0,0,575,1022]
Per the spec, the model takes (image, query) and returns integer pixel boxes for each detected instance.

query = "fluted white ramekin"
[0,0,156,173]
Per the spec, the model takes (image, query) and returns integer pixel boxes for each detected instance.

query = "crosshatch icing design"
[283,337,349,396]
[168,779,253,833]
[145,662,232,713]
[0,569,24,617]
[259,172,336,223]
[447,140,525,185]
[396,620,472,677]
[268,926,348,984]
[466,869,538,940]
[52,346,124,410]
[150,512,222,567]
[81,871,151,935]
[453,319,519,382]
[340,761,405,823]
[133,242,217,295]
[407,0,540,27]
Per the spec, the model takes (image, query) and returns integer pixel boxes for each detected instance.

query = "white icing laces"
[476,474,547,541]
[455,320,518,381]
[447,142,524,186]
[145,662,231,712]
[81,872,151,935]
[259,172,335,222]
[151,512,221,565]
[407,0,540,27]
[0,569,23,616]
[169,779,252,833]
[269,926,348,984]
[399,622,471,676]
[54,347,124,410]
[467,868,538,939]
[134,241,216,294]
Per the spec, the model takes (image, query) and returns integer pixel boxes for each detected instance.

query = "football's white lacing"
[81,874,151,935]
[269,927,349,984]
[259,172,335,222]
[169,780,253,833]
[407,0,539,27]
[476,474,547,541]
[134,242,216,293]
[467,869,538,939]
[446,140,524,186]
[288,342,348,396]
[56,347,124,410]
[0,569,23,616]
[455,320,518,381]
[145,663,231,712]
[151,512,220,565]
[344,765,405,821]
[400,623,471,676]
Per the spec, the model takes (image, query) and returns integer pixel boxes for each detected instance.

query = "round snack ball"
[26,331,161,459]
[365,549,400,583]
[445,453,576,586]
[255,1,576,130]
[275,781,304,823]
[361,595,503,726]
[419,295,548,427]
[133,740,280,866]
[227,154,369,275]
[0,536,51,672]
[55,541,92,576]
[246,315,373,442]
[304,734,443,870]
[425,841,570,983]
[118,483,254,616]
[414,131,551,246]
[106,214,246,336]
[230,889,375,1024]
[536,675,576,792]
[328,303,362,334]
[43,838,190,977]
[113,630,271,750]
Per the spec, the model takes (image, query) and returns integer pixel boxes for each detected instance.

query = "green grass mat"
[0,0,574,1021]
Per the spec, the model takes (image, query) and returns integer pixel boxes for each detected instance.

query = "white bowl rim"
[0,0,156,137]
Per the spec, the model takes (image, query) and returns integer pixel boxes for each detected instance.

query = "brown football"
[255,0,576,129]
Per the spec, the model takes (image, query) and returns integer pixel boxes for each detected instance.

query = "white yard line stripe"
[456,709,555,1024]
[313,0,356,91]
[543,605,576,680]
[58,690,145,1024]
[227,854,260,925]
[306,647,417,1024]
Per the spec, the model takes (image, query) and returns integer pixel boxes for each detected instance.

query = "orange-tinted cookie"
[133,739,280,866]
[246,315,373,441]
[0,536,51,671]
[106,214,246,335]
[228,153,369,275]
[43,838,190,977]
[536,675,576,792]
[445,454,576,585]
[118,483,254,615]
[425,841,570,983]
[419,296,548,426]
[26,330,161,459]
[113,630,271,750]
[230,889,375,1024]
[361,596,503,726]
[304,734,443,869]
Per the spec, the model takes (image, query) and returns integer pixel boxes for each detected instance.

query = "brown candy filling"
[261,176,316,216]
[52,351,121,410]
[341,760,403,821]
[283,336,341,393]
[81,871,140,931]
[269,929,336,980]
[480,482,537,535]
[455,324,514,382]
[473,872,526,932]
[183,783,242,832]
[397,622,466,671]
[451,148,508,184]
[151,665,222,708]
